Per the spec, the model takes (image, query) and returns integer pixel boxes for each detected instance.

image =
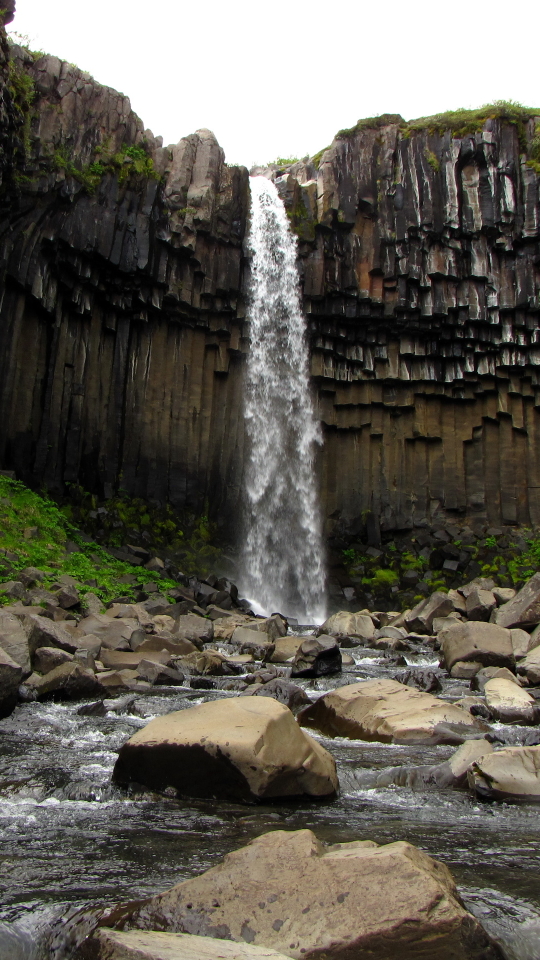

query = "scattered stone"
[454,696,492,721]
[109,829,502,959]
[77,700,107,717]
[298,679,488,745]
[0,581,25,601]
[83,593,104,616]
[440,621,514,671]
[405,592,454,634]
[53,584,80,609]
[483,678,539,725]
[174,614,213,646]
[136,660,185,686]
[270,635,305,663]
[113,698,338,802]
[0,610,32,673]
[291,635,342,677]
[24,662,104,700]
[468,745,540,802]
[18,566,44,586]
[175,650,237,676]
[493,572,540,629]
[145,557,165,572]
[516,645,540,685]
[244,677,312,713]
[133,636,198,657]
[33,646,73,673]
[100,649,171,671]
[23,614,79,654]
[318,611,375,641]
[450,661,482,680]
[511,628,534,659]
[466,588,497,622]
[471,666,519,693]
[493,587,516,606]
[395,668,442,693]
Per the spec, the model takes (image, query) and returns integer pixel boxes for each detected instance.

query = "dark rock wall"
[1,27,540,533]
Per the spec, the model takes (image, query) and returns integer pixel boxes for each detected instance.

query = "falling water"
[240,176,326,622]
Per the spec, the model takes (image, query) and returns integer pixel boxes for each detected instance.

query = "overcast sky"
[7,0,540,168]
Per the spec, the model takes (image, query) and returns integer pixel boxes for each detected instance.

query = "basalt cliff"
[2,13,540,537]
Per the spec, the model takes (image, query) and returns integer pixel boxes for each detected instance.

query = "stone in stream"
[493,572,540,629]
[318,610,375,641]
[270,635,304,663]
[0,646,23,717]
[470,666,519,693]
[22,662,104,700]
[440,621,514,671]
[136,660,185,686]
[450,661,483,680]
[242,677,312,713]
[483,678,539,725]
[394,668,442,693]
[468,745,540,802]
[103,828,502,960]
[377,739,495,791]
[290,635,342,677]
[298,679,488,745]
[81,930,293,960]
[112,698,337,802]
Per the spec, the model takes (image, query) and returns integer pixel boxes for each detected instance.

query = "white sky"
[7,0,540,168]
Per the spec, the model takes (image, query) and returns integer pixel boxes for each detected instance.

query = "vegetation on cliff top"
[335,101,540,142]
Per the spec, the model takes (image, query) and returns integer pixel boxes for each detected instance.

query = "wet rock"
[454,697,492,721]
[270,635,304,663]
[318,611,375,641]
[372,636,411,652]
[33,646,73,673]
[136,660,185,686]
[245,678,312,713]
[440,622,514,671]
[0,646,23,717]
[395,668,442,693]
[24,662,104,700]
[174,614,213,646]
[298,679,488,745]
[405,592,454,634]
[291,635,342,677]
[450,661,483,680]
[113,698,337,801]
[109,828,502,960]
[483,678,539,725]
[468,745,540,803]
[77,700,107,717]
[493,573,540,629]
[81,929,293,960]
[378,739,494,791]
[516,645,540,685]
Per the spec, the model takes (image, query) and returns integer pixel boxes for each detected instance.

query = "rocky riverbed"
[1,569,540,958]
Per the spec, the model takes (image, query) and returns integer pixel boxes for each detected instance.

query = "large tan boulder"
[298,679,488,745]
[483,679,539,725]
[493,572,540,628]
[318,611,375,641]
[516,645,540,684]
[439,621,514,671]
[108,829,501,960]
[82,930,292,960]
[468,746,540,802]
[113,698,337,802]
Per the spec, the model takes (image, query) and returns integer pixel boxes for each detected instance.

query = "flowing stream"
[1,646,540,959]
[240,176,326,622]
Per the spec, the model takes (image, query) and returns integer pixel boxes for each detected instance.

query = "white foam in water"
[240,176,326,623]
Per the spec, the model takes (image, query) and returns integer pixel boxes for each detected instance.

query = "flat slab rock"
[82,930,292,960]
[298,679,488,745]
[468,745,540,803]
[113,697,337,802]
[105,829,502,960]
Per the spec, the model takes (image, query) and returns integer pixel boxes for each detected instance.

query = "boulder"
[75,634,103,658]
[0,580,25,601]
[100,649,172,670]
[23,662,104,700]
[318,611,375,641]
[291,635,342,677]
[133,635,198,657]
[113,698,337,802]
[82,930,293,960]
[493,572,540,629]
[0,610,32,673]
[493,587,516,605]
[516,645,540,685]
[33,646,73,673]
[258,614,287,641]
[53,584,80,609]
[440,621,514,671]
[432,739,495,788]
[212,615,251,641]
[270,635,304,663]
[244,678,312,713]
[454,697,492,721]
[471,666,518,693]
[174,614,213,646]
[394,668,442,693]
[176,650,237,676]
[483,678,539,725]
[136,660,185,686]
[405,592,454,634]
[450,661,482,680]
[465,588,496,622]
[510,628,533,659]
[468,745,540,802]
[298,679,488,745]
[108,829,502,960]
[23,614,80,654]
[0,646,23,717]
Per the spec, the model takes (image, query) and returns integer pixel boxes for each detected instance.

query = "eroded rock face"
[112,697,338,802]
[105,829,502,960]
[298,679,488,745]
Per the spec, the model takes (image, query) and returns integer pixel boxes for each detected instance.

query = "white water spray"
[240,176,326,622]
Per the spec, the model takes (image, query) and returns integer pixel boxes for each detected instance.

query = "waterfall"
[240,175,326,622]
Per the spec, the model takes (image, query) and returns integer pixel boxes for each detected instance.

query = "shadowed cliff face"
[1,21,540,534]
